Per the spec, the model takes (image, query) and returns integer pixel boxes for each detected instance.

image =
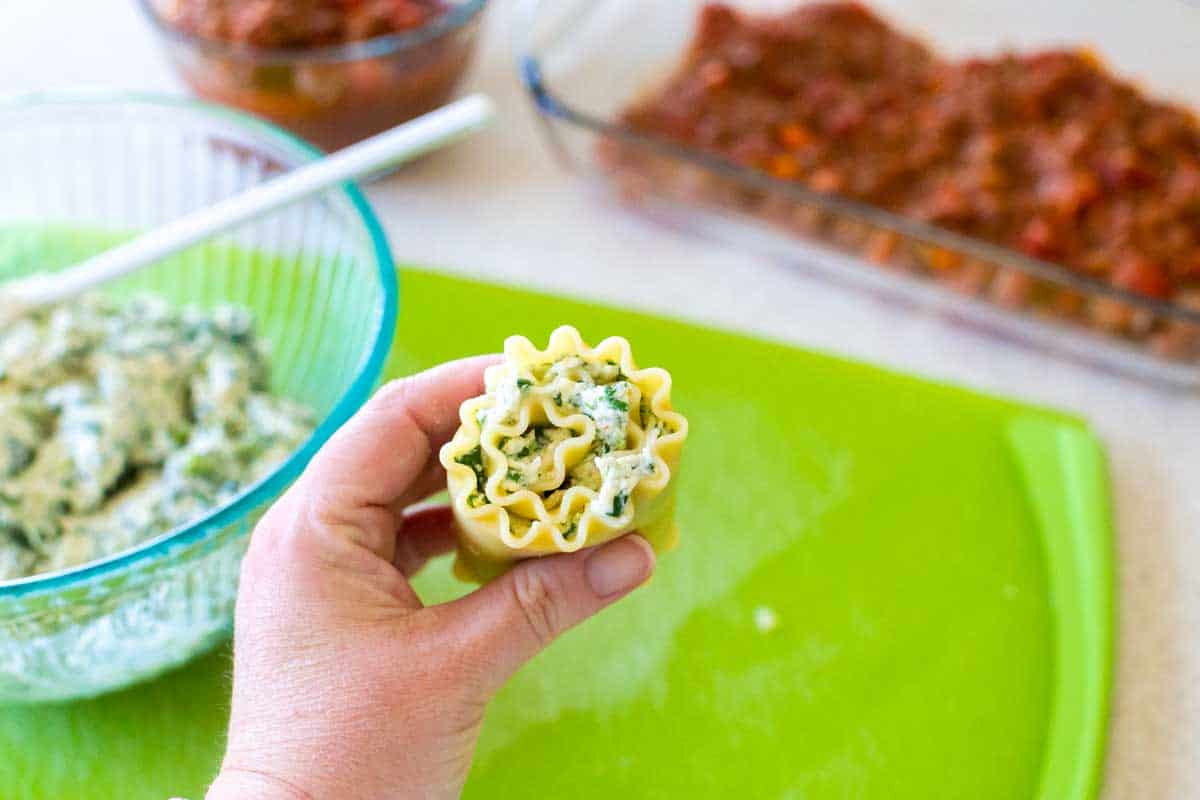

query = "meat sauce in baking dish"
[608,2,1200,359]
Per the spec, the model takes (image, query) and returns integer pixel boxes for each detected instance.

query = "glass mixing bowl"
[139,0,487,151]
[0,93,398,702]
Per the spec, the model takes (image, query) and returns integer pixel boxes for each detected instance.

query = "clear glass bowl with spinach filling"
[0,94,397,702]
[0,295,315,580]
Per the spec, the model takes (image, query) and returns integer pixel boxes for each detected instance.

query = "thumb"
[443,534,656,695]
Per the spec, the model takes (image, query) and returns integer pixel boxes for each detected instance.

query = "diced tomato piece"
[766,153,802,179]
[1114,256,1172,299]
[990,269,1035,308]
[699,60,732,91]
[809,168,843,193]
[865,231,899,264]
[1018,217,1060,259]
[777,122,813,150]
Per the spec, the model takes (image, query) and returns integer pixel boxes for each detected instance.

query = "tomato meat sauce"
[154,0,477,150]
[611,2,1200,358]
[159,0,446,47]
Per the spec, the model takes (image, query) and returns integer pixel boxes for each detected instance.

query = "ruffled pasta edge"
[438,326,688,555]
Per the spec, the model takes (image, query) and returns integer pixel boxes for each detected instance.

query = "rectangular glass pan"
[514,0,1200,388]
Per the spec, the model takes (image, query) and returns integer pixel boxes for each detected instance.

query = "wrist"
[207,767,313,800]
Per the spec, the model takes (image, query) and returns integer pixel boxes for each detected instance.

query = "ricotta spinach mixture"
[460,354,665,538]
[0,295,313,580]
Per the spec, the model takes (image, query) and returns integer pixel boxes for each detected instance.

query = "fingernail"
[585,535,655,598]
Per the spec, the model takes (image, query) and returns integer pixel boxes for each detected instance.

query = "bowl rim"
[136,0,488,64]
[0,90,399,599]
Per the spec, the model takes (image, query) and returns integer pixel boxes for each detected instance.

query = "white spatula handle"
[2,94,494,307]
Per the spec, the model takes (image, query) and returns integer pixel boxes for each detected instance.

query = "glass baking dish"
[514,0,1200,388]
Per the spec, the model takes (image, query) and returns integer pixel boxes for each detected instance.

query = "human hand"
[206,357,656,799]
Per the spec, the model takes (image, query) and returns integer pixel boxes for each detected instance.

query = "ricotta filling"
[473,354,660,531]
[0,294,313,580]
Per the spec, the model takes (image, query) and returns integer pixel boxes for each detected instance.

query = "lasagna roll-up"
[439,326,689,583]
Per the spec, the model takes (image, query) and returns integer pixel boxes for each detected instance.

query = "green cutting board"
[0,270,1112,800]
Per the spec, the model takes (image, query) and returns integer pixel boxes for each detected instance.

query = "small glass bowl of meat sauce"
[140,0,486,150]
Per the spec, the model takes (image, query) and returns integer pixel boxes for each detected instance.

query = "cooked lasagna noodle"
[439,327,688,582]
[0,294,313,580]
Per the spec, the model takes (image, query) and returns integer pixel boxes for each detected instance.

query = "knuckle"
[242,501,298,568]
[242,494,334,577]
[372,377,411,405]
[371,376,422,415]
[509,565,566,649]
[359,378,428,447]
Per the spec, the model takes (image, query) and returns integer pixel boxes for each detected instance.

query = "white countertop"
[5,2,1199,797]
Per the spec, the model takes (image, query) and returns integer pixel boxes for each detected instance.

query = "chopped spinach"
[610,491,628,517]
[2,436,33,477]
[562,518,579,539]
[455,445,488,494]
[604,384,629,412]
[181,451,223,482]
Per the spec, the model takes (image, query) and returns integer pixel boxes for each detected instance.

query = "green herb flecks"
[562,517,580,540]
[2,436,33,477]
[610,491,628,518]
[604,384,629,412]
[181,451,224,482]
[456,445,488,494]
[522,427,553,459]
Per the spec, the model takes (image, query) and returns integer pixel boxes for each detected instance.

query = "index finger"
[301,354,498,513]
